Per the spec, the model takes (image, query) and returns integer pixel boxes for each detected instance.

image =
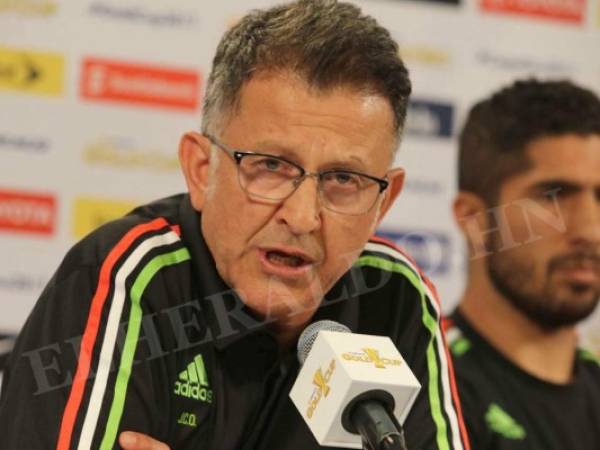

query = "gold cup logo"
[313,367,331,397]
[306,359,336,418]
[342,347,401,368]
[363,348,386,368]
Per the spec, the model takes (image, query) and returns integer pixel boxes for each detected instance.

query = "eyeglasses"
[206,134,389,216]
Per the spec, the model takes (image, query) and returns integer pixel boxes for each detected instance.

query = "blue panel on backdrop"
[406,99,455,138]
[376,229,451,276]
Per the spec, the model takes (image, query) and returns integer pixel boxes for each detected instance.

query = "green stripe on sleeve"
[356,255,451,450]
[100,247,191,450]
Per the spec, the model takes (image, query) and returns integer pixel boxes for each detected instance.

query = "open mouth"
[266,250,309,268]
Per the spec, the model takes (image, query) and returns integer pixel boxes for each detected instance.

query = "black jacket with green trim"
[0,194,468,450]
[446,309,600,450]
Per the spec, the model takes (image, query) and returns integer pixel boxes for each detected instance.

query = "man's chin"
[240,289,321,321]
[530,294,599,330]
[268,294,321,319]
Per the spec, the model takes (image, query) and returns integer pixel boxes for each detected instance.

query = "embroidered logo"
[174,354,213,403]
[177,412,198,428]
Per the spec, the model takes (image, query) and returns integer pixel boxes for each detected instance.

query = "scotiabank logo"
[80,58,200,111]
[480,0,585,23]
[0,189,56,236]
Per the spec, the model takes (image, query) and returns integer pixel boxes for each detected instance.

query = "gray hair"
[201,0,411,144]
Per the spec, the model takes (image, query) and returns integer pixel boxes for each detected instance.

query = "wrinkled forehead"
[217,70,397,140]
[225,72,397,157]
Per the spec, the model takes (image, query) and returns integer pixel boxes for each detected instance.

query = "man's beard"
[486,234,600,331]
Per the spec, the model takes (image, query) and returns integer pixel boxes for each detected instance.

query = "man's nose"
[566,192,600,246]
[274,175,322,235]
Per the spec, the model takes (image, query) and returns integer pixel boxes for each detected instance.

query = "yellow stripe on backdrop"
[0,46,64,96]
[72,197,139,240]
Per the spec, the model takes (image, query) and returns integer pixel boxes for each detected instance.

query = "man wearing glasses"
[0,1,468,450]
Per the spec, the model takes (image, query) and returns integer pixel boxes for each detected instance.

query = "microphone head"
[297,320,351,365]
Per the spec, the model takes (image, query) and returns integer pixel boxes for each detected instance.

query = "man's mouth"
[266,250,307,268]
[259,247,317,278]
[552,256,600,285]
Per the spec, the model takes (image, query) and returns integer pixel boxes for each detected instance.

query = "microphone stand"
[350,400,408,450]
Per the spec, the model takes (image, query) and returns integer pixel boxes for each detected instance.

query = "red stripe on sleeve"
[56,218,169,450]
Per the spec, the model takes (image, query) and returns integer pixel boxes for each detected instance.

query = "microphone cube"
[290,330,421,448]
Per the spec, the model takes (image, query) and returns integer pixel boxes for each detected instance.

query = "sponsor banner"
[0,0,57,16]
[82,136,179,172]
[72,197,138,239]
[0,272,47,293]
[0,133,49,153]
[0,188,56,236]
[475,49,571,75]
[80,58,200,111]
[88,1,198,27]
[377,229,451,275]
[480,0,585,23]
[405,100,454,138]
[402,178,444,196]
[400,0,460,4]
[400,46,451,67]
[0,46,64,96]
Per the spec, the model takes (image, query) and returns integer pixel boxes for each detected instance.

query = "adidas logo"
[174,354,213,403]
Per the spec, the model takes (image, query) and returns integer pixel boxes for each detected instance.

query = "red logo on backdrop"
[80,58,200,111]
[480,0,585,23]
[0,189,56,236]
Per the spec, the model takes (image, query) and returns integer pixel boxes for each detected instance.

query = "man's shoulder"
[50,194,192,295]
[350,236,444,337]
[443,311,499,384]
[575,349,600,408]
[358,236,441,307]
[360,237,431,288]
[23,193,197,345]
[443,312,475,360]
[360,236,421,274]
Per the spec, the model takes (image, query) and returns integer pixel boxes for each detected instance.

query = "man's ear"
[375,167,405,225]
[179,131,212,211]
[453,191,490,256]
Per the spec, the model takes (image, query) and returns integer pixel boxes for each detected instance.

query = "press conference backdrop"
[1,0,599,355]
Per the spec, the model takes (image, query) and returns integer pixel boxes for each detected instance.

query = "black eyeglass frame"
[205,134,390,195]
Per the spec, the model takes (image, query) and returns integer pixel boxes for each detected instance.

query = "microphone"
[290,320,421,449]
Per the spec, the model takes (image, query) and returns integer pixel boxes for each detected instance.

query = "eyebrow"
[250,139,369,171]
[528,179,583,195]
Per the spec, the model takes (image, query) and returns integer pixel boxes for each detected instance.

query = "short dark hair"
[202,0,411,144]
[458,79,600,203]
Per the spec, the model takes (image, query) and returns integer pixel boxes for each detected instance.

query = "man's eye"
[332,172,360,185]
[256,158,283,171]
[323,172,362,188]
[334,173,353,184]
